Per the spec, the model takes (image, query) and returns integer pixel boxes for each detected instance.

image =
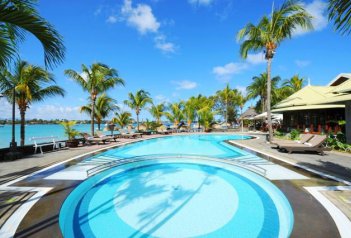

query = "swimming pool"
[59,135,294,238]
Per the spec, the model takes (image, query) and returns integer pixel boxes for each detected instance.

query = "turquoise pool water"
[60,135,294,238]
[92,134,251,160]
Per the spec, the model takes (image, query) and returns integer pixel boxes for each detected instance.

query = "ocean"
[0,124,101,149]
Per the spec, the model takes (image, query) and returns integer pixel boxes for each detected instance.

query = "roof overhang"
[272,104,345,113]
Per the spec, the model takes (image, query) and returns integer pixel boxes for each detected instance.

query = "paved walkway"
[230,134,351,183]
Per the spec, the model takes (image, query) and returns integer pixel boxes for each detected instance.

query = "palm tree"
[237,0,312,141]
[282,74,305,94]
[0,61,65,146]
[165,102,184,128]
[328,0,351,35]
[149,104,165,124]
[80,93,118,131]
[215,84,236,125]
[183,98,197,128]
[247,73,281,113]
[65,63,124,136]
[124,90,152,131]
[237,92,247,132]
[112,111,132,129]
[0,0,65,68]
[197,97,215,131]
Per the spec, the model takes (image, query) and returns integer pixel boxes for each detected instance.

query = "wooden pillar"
[346,101,351,143]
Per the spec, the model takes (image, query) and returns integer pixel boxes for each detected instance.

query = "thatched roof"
[240,107,258,120]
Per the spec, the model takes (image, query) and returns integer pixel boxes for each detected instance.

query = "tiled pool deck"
[0,133,350,238]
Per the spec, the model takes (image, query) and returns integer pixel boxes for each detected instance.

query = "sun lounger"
[118,129,142,139]
[156,128,171,135]
[81,133,110,145]
[279,135,330,155]
[96,131,119,142]
[272,134,314,147]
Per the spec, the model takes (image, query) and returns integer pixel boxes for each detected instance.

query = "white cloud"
[246,53,265,65]
[293,0,328,36]
[106,15,118,24]
[155,94,170,103]
[236,86,247,96]
[121,0,160,34]
[26,105,84,120]
[212,62,248,81]
[154,35,176,53]
[172,80,198,90]
[189,0,214,6]
[295,60,310,68]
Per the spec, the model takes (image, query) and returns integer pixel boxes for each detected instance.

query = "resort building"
[272,73,351,142]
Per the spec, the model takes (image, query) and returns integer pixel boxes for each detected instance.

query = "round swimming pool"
[60,158,293,237]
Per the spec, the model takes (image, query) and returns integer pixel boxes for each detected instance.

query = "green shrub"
[290,129,300,140]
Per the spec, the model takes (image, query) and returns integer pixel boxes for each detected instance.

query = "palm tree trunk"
[20,109,25,147]
[266,58,273,142]
[97,119,101,131]
[136,112,140,131]
[91,97,95,136]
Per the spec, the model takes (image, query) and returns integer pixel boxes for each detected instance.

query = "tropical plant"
[112,111,132,129]
[149,103,165,124]
[65,63,124,136]
[61,121,80,141]
[0,61,65,146]
[328,0,351,35]
[0,0,65,68]
[183,98,197,128]
[237,0,313,141]
[80,93,118,131]
[282,74,305,95]
[124,89,152,131]
[197,97,215,131]
[237,92,247,131]
[246,73,281,113]
[214,84,239,125]
[165,102,184,128]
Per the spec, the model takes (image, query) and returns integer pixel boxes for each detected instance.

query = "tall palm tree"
[237,0,312,141]
[80,93,118,131]
[112,111,132,129]
[0,61,65,146]
[0,0,65,68]
[149,103,165,124]
[328,0,351,35]
[65,63,124,136]
[124,90,152,131]
[247,73,281,113]
[237,92,247,132]
[165,102,184,128]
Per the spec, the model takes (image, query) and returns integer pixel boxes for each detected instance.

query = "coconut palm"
[282,74,305,94]
[236,92,247,132]
[149,103,165,124]
[0,61,65,146]
[65,63,124,136]
[0,0,65,68]
[197,97,215,131]
[112,111,132,129]
[328,0,351,35]
[183,98,197,128]
[246,73,281,113]
[237,0,313,141]
[164,102,184,128]
[124,90,152,131]
[215,84,237,125]
[80,93,118,131]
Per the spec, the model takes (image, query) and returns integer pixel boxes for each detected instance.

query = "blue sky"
[0,0,350,121]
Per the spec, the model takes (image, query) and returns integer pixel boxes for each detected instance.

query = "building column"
[346,101,351,144]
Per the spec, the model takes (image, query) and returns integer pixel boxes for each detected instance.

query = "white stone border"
[304,186,351,238]
[229,139,351,186]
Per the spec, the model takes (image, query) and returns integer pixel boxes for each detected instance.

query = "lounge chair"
[96,131,119,142]
[81,133,110,145]
[119,129,142,139]
[156,128,171,135]
[279,135,331,155]
[272,134,314,148]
